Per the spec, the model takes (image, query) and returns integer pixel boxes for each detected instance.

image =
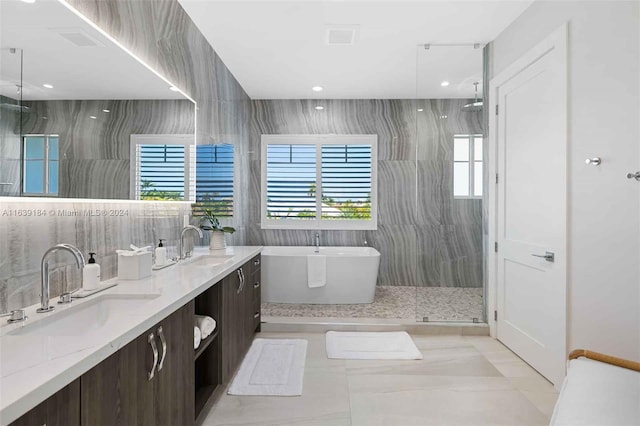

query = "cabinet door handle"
[253,312,260,319]
[236,269,243,294]
[254,281,260,289]
[157,326,167,372]
[240,268,245,291]
[253,258,260,266]
[148,332,158,381]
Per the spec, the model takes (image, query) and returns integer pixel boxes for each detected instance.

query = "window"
[453,134,483,198]
[130,135,195,201]
[23,135,59,196]
[193,144,234,217]
[261,134,377,230]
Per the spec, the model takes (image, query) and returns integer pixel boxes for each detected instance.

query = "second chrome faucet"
[178,225,203,260]
[39,244,85,313]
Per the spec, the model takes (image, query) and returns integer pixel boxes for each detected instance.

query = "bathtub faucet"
[314,233,320,253]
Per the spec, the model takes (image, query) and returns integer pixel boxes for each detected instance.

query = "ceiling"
[178,0,534,99]
[0,0,186,101]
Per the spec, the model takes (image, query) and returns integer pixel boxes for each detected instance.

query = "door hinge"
[494,310,498,321]
[495,173,499,184]
[494,242,498,252]
[495,105,499,115]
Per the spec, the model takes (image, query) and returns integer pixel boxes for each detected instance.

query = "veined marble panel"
[0,199,192,312]
[378,160,417,225]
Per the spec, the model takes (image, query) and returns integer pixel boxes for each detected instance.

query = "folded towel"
[194,326,202,350]
[195,315,217,339]
[307,255,327,288]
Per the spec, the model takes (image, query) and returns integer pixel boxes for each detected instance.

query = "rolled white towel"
[195,315,217,339]
[194,326,202,350]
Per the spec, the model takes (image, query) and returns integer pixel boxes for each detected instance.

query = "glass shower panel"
[415,44,485,323]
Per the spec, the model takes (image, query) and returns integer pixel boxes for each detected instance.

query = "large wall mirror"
[0,0,225,203]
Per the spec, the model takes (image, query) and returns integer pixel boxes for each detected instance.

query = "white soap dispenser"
[83,252,101,290]
[155,239,167,266]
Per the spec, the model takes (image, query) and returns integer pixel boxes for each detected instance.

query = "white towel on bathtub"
[307,255,327,288]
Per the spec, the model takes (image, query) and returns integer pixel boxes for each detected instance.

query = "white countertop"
[0,246,262,425]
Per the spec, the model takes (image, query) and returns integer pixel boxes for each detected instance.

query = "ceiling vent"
[325,27,357,45]
[50,28,105,47]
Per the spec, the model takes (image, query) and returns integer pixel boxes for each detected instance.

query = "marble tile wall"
[248,99,484,288]
[0,200,191,312]
[0,0,251,312]
[20,99,195,199]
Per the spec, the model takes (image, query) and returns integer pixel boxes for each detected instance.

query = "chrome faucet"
[314,233,320,253]
[38,244,85,313]
[178,225,203,260]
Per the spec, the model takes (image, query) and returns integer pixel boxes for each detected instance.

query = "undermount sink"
[9,294,160,337]
[181,254,234,268]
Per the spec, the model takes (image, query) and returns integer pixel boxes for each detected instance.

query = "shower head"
[462,82,483,112]
[462,100,483,112]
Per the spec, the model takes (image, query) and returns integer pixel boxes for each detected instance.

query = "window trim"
[129,134,195,201]
[453,134,483,200]
[22,134,59,197]
[260,134,378,230]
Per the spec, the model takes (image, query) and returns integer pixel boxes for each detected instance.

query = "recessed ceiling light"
[89,115,97,119]
[20,0,36,3]
[440,115,448,119]
[169,86,179,92]
[440,81,450,87]
[417,108,424,112]
[312,86,323,92]
[42,83,53,89]
[102,109,110,113]
[315,105,324,110]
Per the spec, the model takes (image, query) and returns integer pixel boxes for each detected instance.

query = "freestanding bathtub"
[261,246,381,304]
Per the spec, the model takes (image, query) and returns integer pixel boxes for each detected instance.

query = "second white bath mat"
[325,331,423,360]
[228,339,307,396]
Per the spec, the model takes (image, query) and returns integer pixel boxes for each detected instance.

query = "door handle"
[240,268,245,292]
[148,332,158,381]
[236,269,243,294]
[157,326,167,372]
[627,171,640,181]
[254,281,260,289]
[532,251,555,262]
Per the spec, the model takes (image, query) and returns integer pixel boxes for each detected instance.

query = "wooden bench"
[550,349,640,425]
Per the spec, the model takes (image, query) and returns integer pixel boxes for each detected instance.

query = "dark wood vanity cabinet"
[221,254,261,383]
[80,301,194,426]
[10,253,261,426]
[9,380,80,426]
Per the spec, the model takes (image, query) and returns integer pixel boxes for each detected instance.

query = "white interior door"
[491,25,567,387]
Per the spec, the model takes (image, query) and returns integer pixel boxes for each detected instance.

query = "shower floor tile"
[261,286,484,322]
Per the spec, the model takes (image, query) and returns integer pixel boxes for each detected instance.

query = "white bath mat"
[325,331,423,360]
[228,339,307,396]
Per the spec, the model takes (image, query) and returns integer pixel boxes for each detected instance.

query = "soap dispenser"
[155,239,167,266]
[83,252,101,290]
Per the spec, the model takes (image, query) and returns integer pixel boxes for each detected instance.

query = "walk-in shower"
[258,44,486,325]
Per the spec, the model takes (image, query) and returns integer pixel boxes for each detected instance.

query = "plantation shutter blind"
[194,144,234,217]
[266,144,317,219]
[136,144,186,200]
[321,144,372,219]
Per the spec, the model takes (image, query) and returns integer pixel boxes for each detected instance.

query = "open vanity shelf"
[193,282,222,418]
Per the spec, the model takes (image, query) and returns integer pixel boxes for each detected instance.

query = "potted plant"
[200,209,235,250]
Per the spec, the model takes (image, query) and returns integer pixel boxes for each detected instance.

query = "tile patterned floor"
[201,333,558,426]
[262,286,484,322]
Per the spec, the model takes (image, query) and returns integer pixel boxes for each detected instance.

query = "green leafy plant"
[200,208,235,233]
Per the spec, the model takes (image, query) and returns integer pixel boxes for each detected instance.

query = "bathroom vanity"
[1,247,262,426]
